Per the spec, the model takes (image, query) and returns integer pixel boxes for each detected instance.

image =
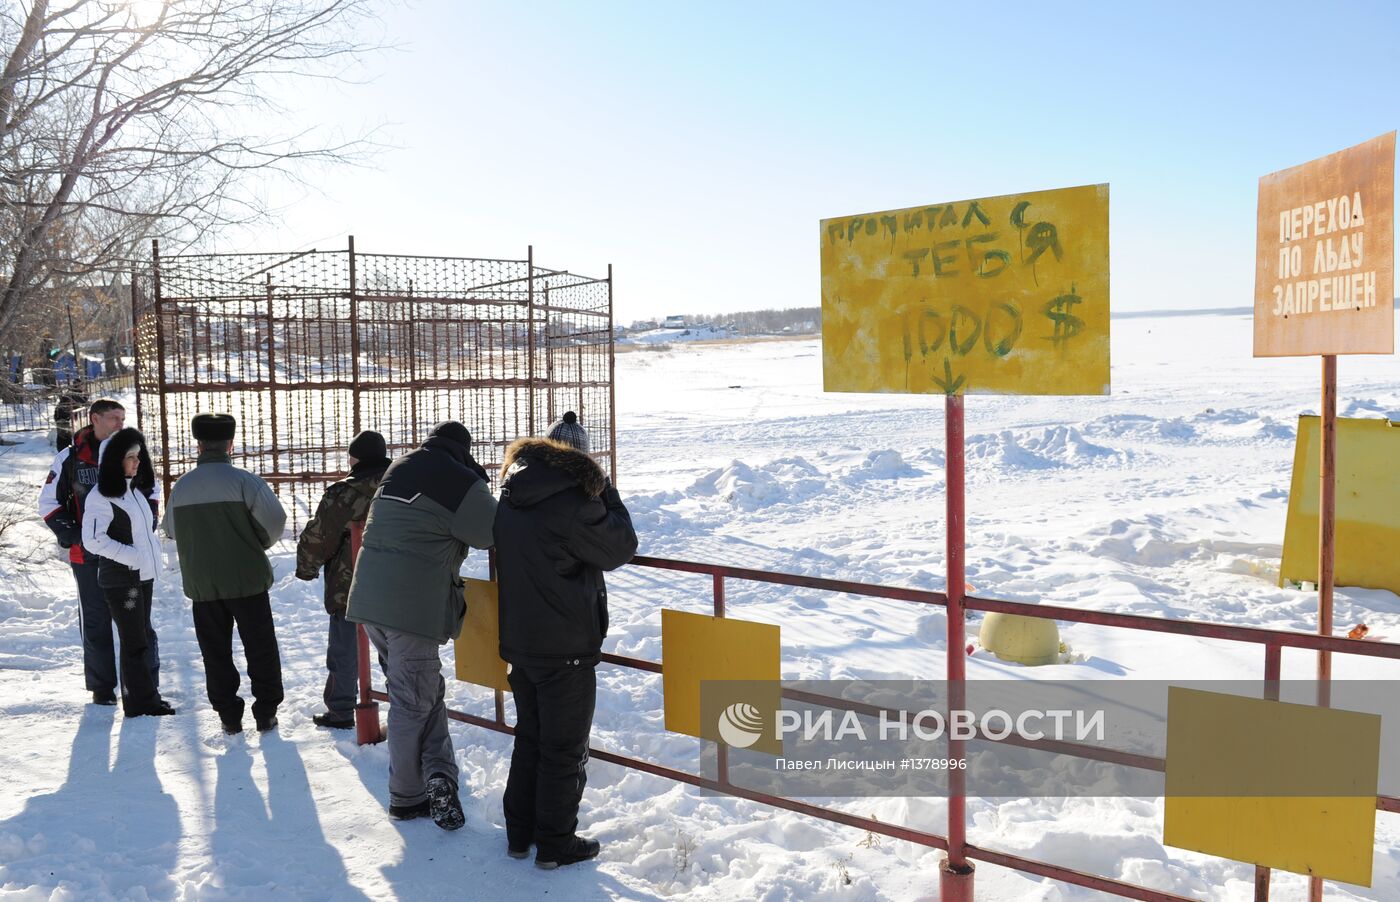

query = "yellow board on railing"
[454,578,511,692]
[661,609,782,755]
[1164,687,1380,886]
[820,183,1110,396]
[1281,416,1400,594]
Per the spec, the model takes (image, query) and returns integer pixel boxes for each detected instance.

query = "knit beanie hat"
[348,430,387,462]
[546,411,589,453]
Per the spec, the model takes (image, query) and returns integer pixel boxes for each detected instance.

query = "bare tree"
[0,0,379,349]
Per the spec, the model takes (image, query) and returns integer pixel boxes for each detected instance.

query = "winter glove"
[601,479,624,510]
[295,567,318,581]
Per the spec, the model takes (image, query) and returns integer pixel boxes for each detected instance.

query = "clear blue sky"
[253,0,1400,323]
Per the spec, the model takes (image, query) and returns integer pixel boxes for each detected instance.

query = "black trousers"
[103,581,162,715]
[503,664,596,856]
[73,561,116,693]
[191,592,284,726]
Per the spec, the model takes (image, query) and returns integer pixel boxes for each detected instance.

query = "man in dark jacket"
[495,412,637,869]
[296,430,391,729]
[53,379,88,451]
[347,421,496,831]
[37,398,159,705]
[164,413,288,735]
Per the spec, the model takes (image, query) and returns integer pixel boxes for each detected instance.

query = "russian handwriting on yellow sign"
[1281,416,1400,594]
[820,183,1110,396]
[1253,131,1395,357]
[1164,687,1380,886]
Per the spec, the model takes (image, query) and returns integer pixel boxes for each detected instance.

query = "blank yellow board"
[1280,416,1400,594]
[1164,687,1380,886]
[453,578,510,692]
[661,609,781,754]
[820,183,1110,396]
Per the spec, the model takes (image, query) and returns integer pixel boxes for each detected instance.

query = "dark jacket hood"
[421,436,488,482]
[500,437,606,507]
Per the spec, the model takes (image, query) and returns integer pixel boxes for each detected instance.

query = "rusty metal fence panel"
[134,240,613,531]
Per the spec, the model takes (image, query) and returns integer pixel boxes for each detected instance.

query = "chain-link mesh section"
[136,243,614,533]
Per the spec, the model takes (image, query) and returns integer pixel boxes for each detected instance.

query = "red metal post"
[350,520,383,744]
[714,572,730,785]
[1255,642,1283,902]
[490,547,506,725]
[150,240,173,500]
[265,275,280,479]
[348,236,362,437]
[607,263,617,485]
[130,264,142,430]
[1309,357,1336,902]
[943,392,974,899]
[1318,355,1337,702]
[526,245,536,437]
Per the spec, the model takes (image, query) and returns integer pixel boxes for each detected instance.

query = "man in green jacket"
[347,421,496,831]
[165,413,287,735]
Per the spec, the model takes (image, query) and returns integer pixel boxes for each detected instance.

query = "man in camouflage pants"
[296,431,392,729]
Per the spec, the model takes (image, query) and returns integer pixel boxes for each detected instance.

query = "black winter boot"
[389,800,430,821]
[128,699,177,717]
[535,836,600,870]
[426,774,464,831]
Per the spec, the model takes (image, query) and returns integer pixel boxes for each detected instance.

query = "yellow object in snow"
[1164,687,1380,887]
[977,612,1061,666]
[1281,416,1400,595]
[661,609,782,755]
[454,578,510,692]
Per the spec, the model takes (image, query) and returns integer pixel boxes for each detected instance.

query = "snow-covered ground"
[2,309,1399,900]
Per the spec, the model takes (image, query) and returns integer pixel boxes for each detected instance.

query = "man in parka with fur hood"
[347,421,496,831]
[495,412,638,870]
[296,430,391,729]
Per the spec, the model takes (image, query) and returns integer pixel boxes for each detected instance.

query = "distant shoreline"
[619,299,1399,348]
[1113,297,1399,318]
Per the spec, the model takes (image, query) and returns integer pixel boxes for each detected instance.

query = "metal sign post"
[942,393,974,900]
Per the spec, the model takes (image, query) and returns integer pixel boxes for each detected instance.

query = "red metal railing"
[347,542,1400,901]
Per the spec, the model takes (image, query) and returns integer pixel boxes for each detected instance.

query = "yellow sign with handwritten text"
[821,184,1110,395]
[1253,132,1395,358]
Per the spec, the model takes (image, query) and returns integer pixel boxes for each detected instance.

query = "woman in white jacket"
[82,427,175,717]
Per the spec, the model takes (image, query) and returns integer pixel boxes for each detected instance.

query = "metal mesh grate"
[135,240,614,532]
